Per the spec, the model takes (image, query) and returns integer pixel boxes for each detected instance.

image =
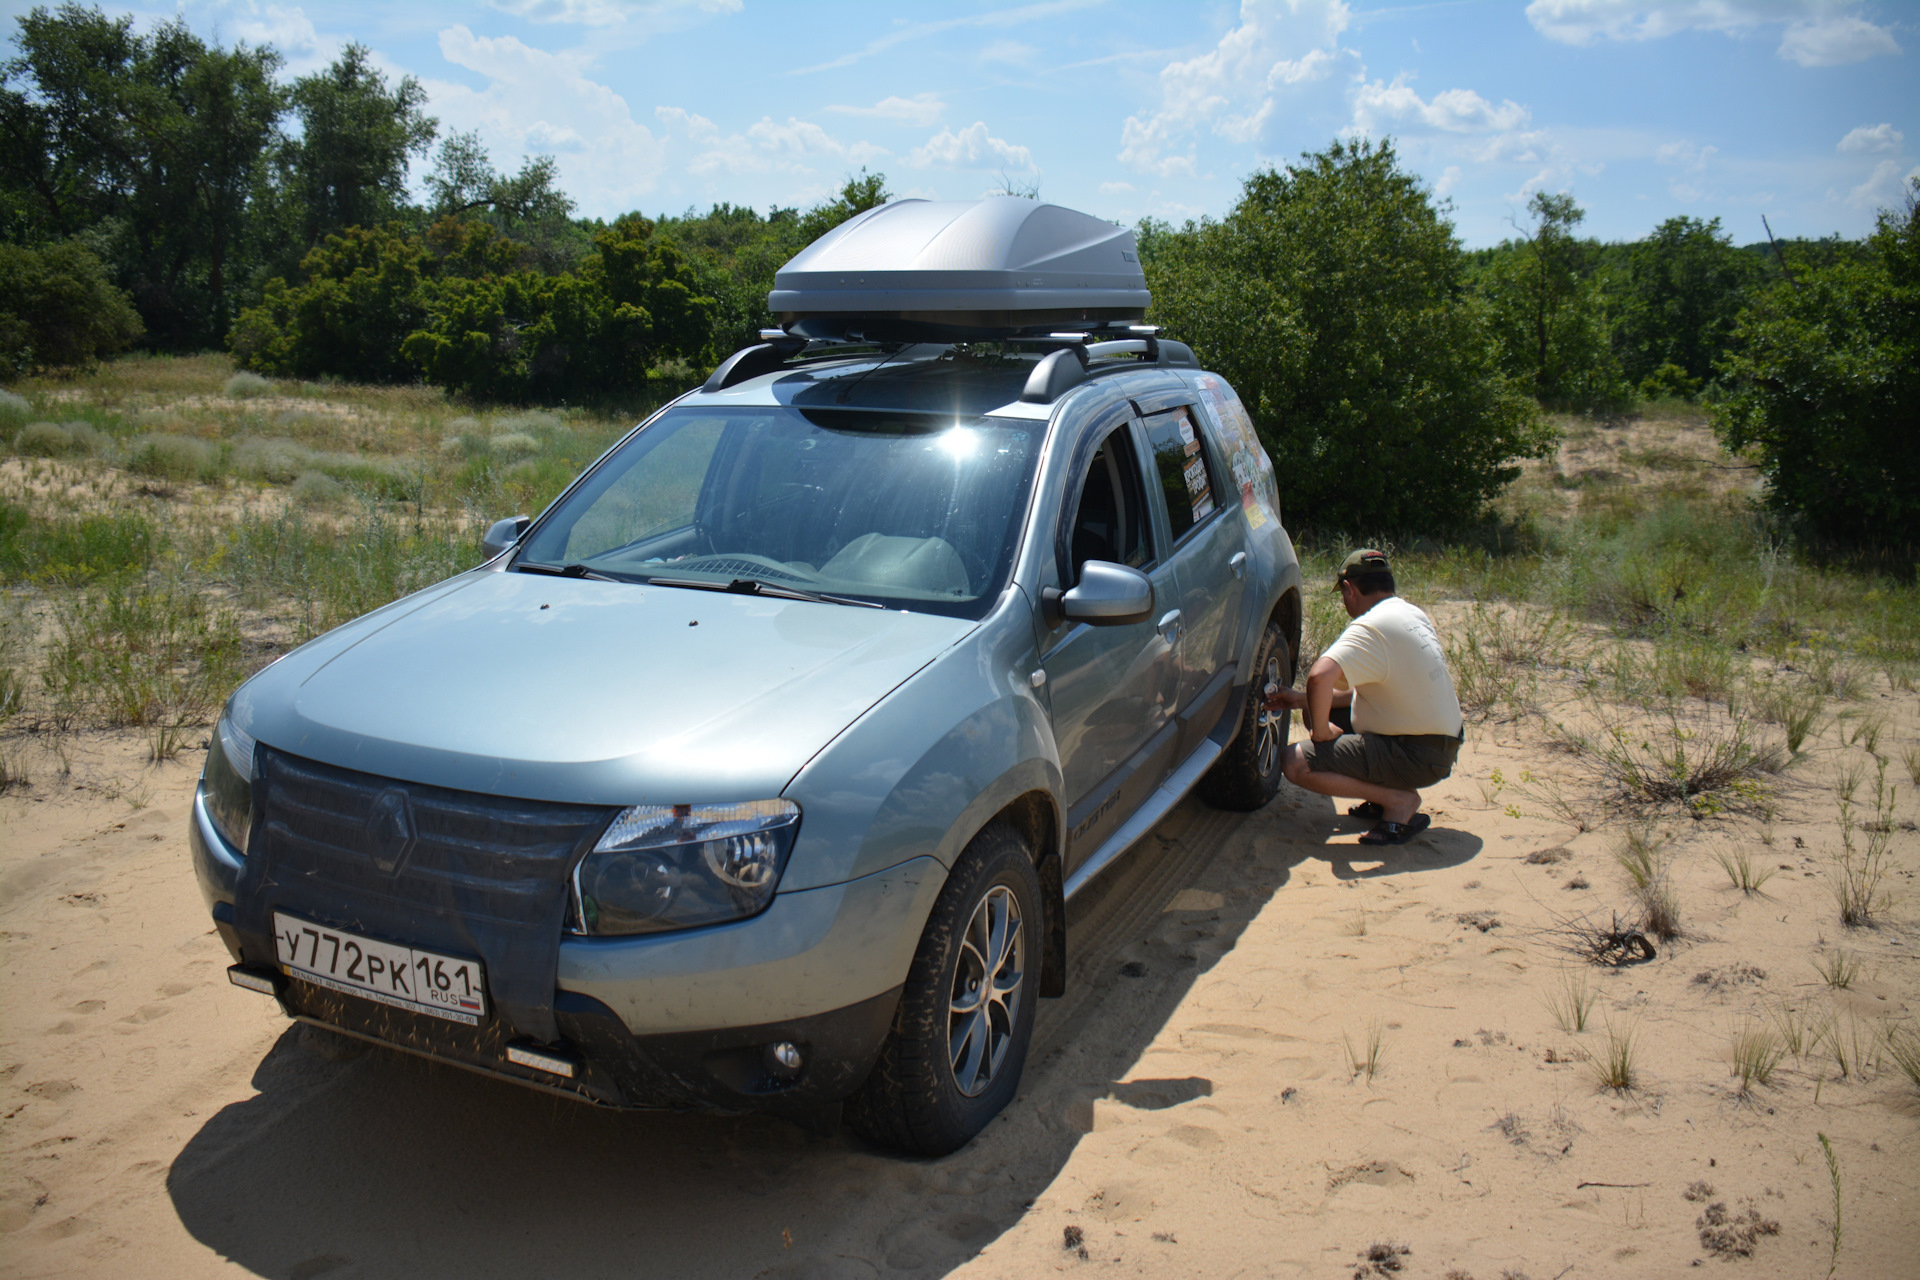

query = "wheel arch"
[987,790,1067,998]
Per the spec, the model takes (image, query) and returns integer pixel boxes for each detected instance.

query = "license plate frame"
[273,911,488,1025]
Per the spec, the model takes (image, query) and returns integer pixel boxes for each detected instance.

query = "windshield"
[515,404,1043,618]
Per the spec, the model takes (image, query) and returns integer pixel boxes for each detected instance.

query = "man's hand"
[1262,684,1305,712]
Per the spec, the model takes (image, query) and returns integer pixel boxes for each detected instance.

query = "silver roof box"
[769,196,1149,340]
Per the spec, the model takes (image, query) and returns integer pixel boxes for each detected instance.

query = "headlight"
[202,712,256,854]
[570,800,800,936]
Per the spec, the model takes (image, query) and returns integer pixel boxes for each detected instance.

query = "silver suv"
[191,204,1302,1156]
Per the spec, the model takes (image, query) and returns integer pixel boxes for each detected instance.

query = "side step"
[1062,737,1225,900]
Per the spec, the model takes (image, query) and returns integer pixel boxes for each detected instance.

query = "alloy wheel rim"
[948,884,1025,1098]
[1254,652,1284,776]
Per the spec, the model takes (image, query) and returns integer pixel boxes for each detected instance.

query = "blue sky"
[10,0,1915,247]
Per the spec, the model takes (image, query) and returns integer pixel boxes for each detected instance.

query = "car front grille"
[243,746,618,1041]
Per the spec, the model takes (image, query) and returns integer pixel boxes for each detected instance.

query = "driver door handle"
[1228,551,1247,579]
[1157,609,1183,644]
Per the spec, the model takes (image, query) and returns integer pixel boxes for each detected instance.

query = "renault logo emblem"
[365,789,416,875]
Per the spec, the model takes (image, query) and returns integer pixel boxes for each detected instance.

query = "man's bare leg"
[1281,744,1420,824]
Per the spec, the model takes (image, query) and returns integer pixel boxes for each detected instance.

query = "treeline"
[1142,145,1917,546]
[0,3,885,395]
[4,6,1914,546]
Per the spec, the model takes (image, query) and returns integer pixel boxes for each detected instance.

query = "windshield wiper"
[512,561,632,583]
[648,575,886,609]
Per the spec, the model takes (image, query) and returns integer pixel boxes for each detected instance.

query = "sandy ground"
[3,670,1918,1279]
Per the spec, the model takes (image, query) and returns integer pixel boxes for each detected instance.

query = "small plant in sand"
[1841,712,1885,756]
[1614,822,1682,941]
[1812,949,1860,990]
[1881,1022,1920,1092]
[1711,845,1776,894]
[1749,675,1825,755]
[1903,744,1920,788]
[1344,1020,1387,1083]
[1341,910,1368,937]
[1829,760,1896,928]
[1543,971,1595,1033]
[1444,604,1577,722]
[1729,1021,1785,1093]
[1817,1133,1842,1278]
[1559,694,1781,816]
[1771,1000,1828,1059]
[1591,1018,1638,1091]
[1819,1009,1878,1080]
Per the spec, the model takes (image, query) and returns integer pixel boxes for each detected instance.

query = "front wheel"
[1198,618,1291,811]
[845,823,1040,1156]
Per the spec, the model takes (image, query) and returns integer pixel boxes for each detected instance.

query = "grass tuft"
[1729,1021,1784,1092]
[1615,823,1683,941]
[1881,1022,1920,1092]
[1711,845,1776,895]
[1543,971,1595,1033]
[1344,1020,1387,1083]
[1591,1019,1638,1091]
[1812,949,1860,990]
[1830,760,1897,928]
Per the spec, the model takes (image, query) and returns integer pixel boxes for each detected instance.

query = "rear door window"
[1142,407,1218,542]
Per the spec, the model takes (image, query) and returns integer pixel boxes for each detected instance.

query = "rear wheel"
[1198,618,1291,811]
[846,822,1040,1156]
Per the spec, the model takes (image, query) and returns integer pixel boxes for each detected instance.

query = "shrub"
[127,433,221,483]
[1712,179,1920,547]
[14,421,75,457]
[290,471,347,506]
[0,389,31,428]
[1141,138,1553,535]
[0,240,144,377]
[225,371,274,398]
[0,502,160,584]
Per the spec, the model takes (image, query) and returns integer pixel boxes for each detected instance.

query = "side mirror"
[481,515,530,560]
[1041,560,1154,628]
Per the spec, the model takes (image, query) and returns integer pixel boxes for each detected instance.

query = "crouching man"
[1266,550,1464,846]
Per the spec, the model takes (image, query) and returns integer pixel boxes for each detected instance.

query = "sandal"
[1347,802,1384,820]
[1358,813,1431,846]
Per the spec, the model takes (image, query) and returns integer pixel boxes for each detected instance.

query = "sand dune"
[3,688,1917,1279]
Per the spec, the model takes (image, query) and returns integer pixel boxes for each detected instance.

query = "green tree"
[277,44,434,255]
[0,236,143,376]
[229,223,428,380]
[0,5,284,346]
[1712,182,1920,548]
[1616,215,1763,395]
[1473,192,1630,412]
[1141,138,1549,534]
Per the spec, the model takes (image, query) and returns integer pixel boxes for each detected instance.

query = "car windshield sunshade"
[515,405,1043,620]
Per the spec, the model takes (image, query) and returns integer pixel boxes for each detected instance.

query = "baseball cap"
[1333,548,1392,589]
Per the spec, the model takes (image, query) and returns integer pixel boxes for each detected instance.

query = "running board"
[1063,737,1224,900]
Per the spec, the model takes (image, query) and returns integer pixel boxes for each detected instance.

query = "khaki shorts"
[1303,731,1461,791]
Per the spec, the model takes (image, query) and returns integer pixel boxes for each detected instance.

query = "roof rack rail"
[1017,332,1197,404]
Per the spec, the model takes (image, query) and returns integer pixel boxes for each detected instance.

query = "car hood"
[231,570,975,805]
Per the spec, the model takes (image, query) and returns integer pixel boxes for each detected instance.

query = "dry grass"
[1591,1019,1638,1091]
[1614,823,1683,941]
[1882,1022,1920,1092]
[1830,761,1897,928]
[1344,1020,1387,1083]
[1729,1021,1785,1093]
[1543,971,1595,1033]
[1812,949,1861,990]
[1711,845,1776,895]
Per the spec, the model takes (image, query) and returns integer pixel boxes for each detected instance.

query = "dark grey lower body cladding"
[231,747,617,1042]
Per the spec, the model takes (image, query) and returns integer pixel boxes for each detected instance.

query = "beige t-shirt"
[1322,596,1464,738]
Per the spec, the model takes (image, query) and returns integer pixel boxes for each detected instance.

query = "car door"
[1137,399,1248,757]
[1038,407,1183,871]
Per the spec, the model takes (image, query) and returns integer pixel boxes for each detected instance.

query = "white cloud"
[909,122,1038,172]
[1838,123,1903,154]
[656,106,885,176]
[1656,139,1718,171]
[1352,77,1530,135]
[1099,180,1137,194]
[794,0,1103,74]
[1524,1,1901,65]
[1119,0,1354,176]
[485,0,741,26]
[980,39,1038,66]
[824,94,946,127]
[1779,14,1902,64]
[429,26,668,213]
[1846,158,1919,209]
[1433,165,1462,197]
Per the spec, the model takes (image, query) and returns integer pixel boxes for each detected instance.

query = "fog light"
[506,1044,579,1078]
[227,965,282,996]
[768,1041,803,1073]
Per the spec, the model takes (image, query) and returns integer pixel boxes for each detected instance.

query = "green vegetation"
[1141,138,1551,535]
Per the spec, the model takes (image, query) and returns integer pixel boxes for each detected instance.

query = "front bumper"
[192,783,945,1110]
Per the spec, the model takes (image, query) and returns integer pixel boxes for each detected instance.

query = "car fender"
[778,585,1061,894]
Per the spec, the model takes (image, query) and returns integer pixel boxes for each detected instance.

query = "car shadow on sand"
[166,786,1482,1280]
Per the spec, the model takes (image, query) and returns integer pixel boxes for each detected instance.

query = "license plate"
[273,911,488,1026]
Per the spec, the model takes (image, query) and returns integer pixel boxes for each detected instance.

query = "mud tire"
[845,822,1040,1156]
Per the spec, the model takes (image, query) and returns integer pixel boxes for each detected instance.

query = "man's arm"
[1305,655,1348,741]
